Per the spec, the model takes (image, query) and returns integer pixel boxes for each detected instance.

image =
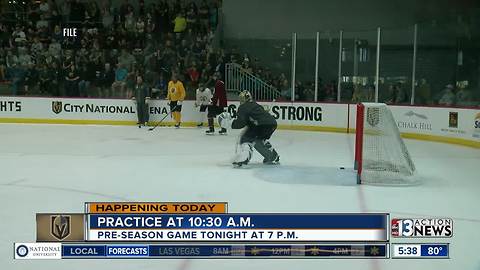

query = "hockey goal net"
[354,103,416,185]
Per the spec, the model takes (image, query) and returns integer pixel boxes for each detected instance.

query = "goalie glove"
[218,111,233,130]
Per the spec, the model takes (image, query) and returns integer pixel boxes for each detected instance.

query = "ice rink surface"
[1,123,479,270]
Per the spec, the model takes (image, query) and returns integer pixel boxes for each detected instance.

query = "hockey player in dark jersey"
[206,72,228,135]
[132,75,150,128]
[218,90,279,167]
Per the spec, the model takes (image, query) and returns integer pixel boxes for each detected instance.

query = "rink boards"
[0,96,479,148]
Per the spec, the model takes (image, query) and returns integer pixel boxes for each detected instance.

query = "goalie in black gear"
[218,90,279,166]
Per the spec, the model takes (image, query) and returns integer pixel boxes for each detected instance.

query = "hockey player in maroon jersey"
[206,72,228,135]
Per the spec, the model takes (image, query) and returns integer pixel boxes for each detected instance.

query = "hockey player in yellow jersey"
[166,73,186,128]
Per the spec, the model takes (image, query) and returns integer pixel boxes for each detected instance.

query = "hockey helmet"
[239,90,253,104]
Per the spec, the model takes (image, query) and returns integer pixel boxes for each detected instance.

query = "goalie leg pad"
[232,143,253,166]
[218,112,233,130]
[254,140,279,164]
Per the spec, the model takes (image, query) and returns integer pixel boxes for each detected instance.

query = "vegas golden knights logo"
[366,107,380,127]
[52,101,62,114]
[50,215,71,240]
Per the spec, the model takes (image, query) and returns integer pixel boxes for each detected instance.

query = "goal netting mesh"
[355,103,417,185]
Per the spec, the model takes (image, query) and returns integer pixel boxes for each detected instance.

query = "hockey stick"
[148,105,178,131]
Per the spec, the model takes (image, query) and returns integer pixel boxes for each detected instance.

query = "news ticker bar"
[14,243,388,259]
[88,214,387,229]
[86,214,388,242]
[37,213,388,242]
[391,244,449,259]
[15,243,450,259]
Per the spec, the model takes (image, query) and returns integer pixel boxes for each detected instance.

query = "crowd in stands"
[231,48,477,106]
[0,0,223,99]
[0,0,477,107]
[346,79,475,106]
[225,42,478,107]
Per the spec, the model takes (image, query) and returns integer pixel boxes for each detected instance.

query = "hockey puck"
[340,167,345,170]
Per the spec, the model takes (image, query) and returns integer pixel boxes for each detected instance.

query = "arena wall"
[0,96,479,148]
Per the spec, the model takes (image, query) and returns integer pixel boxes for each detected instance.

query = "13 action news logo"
[391,218,453,237]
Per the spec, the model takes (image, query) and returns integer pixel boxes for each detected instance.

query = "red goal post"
[354,103,417,185]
